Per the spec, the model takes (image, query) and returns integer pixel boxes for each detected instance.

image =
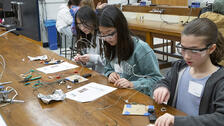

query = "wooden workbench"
[0,33,186,126]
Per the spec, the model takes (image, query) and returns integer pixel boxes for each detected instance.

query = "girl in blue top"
[97,5,163,96]
[153,18,224,126]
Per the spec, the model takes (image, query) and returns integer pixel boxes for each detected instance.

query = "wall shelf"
[121,5,201,16]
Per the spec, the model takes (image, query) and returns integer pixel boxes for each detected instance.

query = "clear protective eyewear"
[77,23,93,30]
[97,31,117,40]
[176,43,211,56]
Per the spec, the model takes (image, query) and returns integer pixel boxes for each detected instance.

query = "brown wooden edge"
[19,35,43,46]
[121,5,201,16]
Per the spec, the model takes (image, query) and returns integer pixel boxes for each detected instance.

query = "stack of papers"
[66,82,117,102]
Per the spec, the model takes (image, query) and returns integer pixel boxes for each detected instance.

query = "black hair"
[68,0,82,6]
[98,5,134,64]
[182,18,224,65]
[75,6,98,51]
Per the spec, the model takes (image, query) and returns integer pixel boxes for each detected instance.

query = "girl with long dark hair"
[73,6,105,74]
[98,6,162,96]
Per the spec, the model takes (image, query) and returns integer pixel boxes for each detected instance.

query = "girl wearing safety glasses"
[73,6,105,74]
[97,6,163,96]
[153,18,224,126]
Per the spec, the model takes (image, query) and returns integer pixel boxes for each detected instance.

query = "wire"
[96,96,122,110]
[0,86,19,108]
[124,89,139,104]
[0,55,6,81]
[6,86,18,102]
[157,7,193,25]
[85,100,119,126]
[72,38,96,74]
[122,50,153,79]
[94,49,154,108]
[159,14,178,25]
[76,38,96,50]
[114,41,157,103]
[0,29,16,37]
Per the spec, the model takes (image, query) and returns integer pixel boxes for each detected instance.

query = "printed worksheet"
[66,82,117,102]
[37,62,78,74]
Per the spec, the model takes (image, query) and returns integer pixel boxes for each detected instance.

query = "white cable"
[73,38,96,74]
[96,96,122,110]
[159,14,178,25]
[0,86,19,108]
[0,29,16,37]
[76,38,96,49]
[124,90,139,104]
[0,55,6,81]
[5,86,18,102]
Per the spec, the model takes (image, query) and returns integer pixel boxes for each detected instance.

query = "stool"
[57,32,74,59]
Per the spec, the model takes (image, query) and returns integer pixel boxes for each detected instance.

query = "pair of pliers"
[24,80,42,89]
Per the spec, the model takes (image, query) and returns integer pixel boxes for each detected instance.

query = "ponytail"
[211,31,224,65]
[182,18,224,65]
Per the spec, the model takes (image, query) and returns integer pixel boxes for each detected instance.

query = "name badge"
[114,64,123,73]
[188,81,203,97]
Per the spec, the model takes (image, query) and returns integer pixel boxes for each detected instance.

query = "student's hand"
[96,2,107,9]
[114,78,134,88]
[108,72,120,83]
[74,54,81,62]
[155,113,174,126]
[78,54,90,63]
[153,87,170,104]
[74,54,89,63]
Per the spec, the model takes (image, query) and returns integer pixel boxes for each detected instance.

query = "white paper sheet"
[66,82,117,102]
[37,62,78,74]
[28,55,48,61]
[0,114,6,126]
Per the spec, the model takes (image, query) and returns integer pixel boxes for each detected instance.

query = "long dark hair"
[182,18,224,65]
[75,6,98,50]
[98,5,134,64]
[68,0,81,6]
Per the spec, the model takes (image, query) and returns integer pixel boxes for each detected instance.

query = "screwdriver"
[24,75,32,82]
[22,76,41,82]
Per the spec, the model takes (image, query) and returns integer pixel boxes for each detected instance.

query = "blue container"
[140,1,146,6]
[44,20,58,50]
[191,2,200,8]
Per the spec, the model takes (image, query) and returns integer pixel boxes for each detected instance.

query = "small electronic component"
[44,59,63,65]
[148,107,157,123]
[161,107,167,112]
[65,75,88,83]
[73,79,79,83]
[82,73,92,78]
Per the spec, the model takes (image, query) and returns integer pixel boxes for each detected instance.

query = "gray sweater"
[154,60,224,126]
[83,37,105,74]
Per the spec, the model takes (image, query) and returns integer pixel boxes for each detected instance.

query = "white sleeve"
[89,54,105,66]
[56,6,73,32]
